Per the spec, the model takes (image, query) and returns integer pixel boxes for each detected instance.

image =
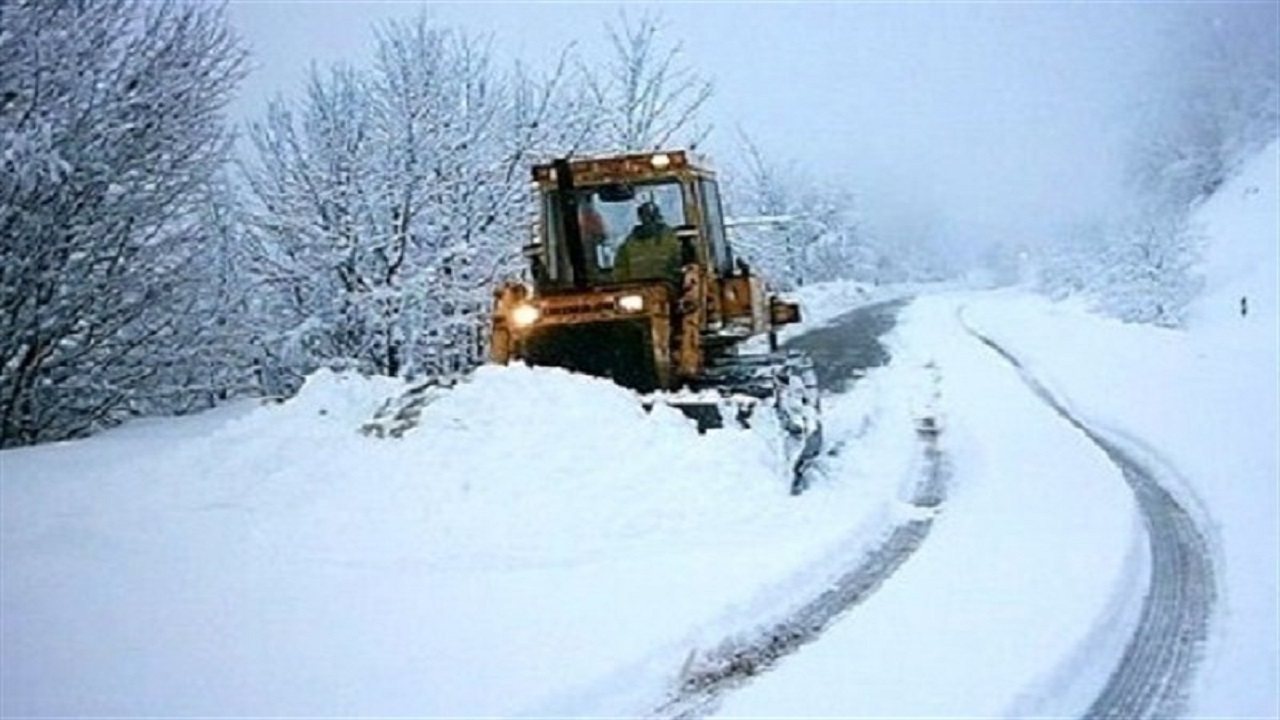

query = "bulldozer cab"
[528,151,736,290]
[493,149,800,394]
[540,181,685,284]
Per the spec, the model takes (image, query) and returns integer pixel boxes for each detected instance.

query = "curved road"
[965,321,1216,720]
[660,300,1216,720]
[784,300,904,394]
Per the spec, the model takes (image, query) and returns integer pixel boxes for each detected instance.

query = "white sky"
[225,1,1218,254]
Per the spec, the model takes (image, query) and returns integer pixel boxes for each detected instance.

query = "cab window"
[699,179,733,274]
[542,180,686,285]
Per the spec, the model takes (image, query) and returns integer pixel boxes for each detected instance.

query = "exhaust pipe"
[553,158,589,289]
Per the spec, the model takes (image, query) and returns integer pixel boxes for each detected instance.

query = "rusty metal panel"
[531,150,713,189]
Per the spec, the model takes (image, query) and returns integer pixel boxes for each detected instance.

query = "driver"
[614,201,682,282]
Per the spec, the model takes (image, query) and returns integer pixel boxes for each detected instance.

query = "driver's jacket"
[614,225,681,282]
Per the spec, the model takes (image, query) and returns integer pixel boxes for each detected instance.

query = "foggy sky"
[227,1,1225,257]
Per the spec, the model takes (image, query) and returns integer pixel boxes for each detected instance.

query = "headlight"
[616,294,644,312]
[510,303,541,327]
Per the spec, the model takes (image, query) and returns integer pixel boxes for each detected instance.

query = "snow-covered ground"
[1,320,928,717]
[2,144,1275,717]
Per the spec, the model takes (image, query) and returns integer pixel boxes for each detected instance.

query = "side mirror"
[523,243,547,282]
[597,183,636,202]
[675,225,698,265]
[530,255,547,283]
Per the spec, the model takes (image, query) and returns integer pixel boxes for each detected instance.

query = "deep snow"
[1,324,927,717]
[2,144,1275,717]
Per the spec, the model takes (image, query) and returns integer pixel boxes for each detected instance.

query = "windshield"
[542,179,686,285]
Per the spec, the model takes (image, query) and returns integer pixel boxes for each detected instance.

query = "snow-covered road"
[713,293,1142,718]
[966,319,1216,720]
[658,299,949,717]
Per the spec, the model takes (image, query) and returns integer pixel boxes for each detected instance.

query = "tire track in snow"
[652,299,945,719]
[963,320,1215,720]
[654,430,949,719]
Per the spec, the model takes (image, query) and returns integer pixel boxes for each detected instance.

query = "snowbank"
[2,353,919,716]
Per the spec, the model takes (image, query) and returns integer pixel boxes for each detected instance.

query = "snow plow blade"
[653,350,823,494]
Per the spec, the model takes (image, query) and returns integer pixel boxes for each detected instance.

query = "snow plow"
[490,150,821,489]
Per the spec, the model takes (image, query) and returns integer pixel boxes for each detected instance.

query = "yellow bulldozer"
[490,149,821,488]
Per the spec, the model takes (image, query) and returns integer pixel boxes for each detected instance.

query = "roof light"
[650,153,671,169]
[617,294,645,313]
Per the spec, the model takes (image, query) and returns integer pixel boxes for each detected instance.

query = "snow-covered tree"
[1127,4,1279,210]
[1034,220,1111,301]
[510,48,601,160]
[1093,209,1205,327]
[243,13,586,386]
[1033,4,1272,329]
[579,11,714,152]
[722,133,871,289]
[179,171,274,401]
[0,0,246,446]
[1032,209,1205,328]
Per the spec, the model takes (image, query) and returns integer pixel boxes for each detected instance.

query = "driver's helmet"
[637,200,662,226]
